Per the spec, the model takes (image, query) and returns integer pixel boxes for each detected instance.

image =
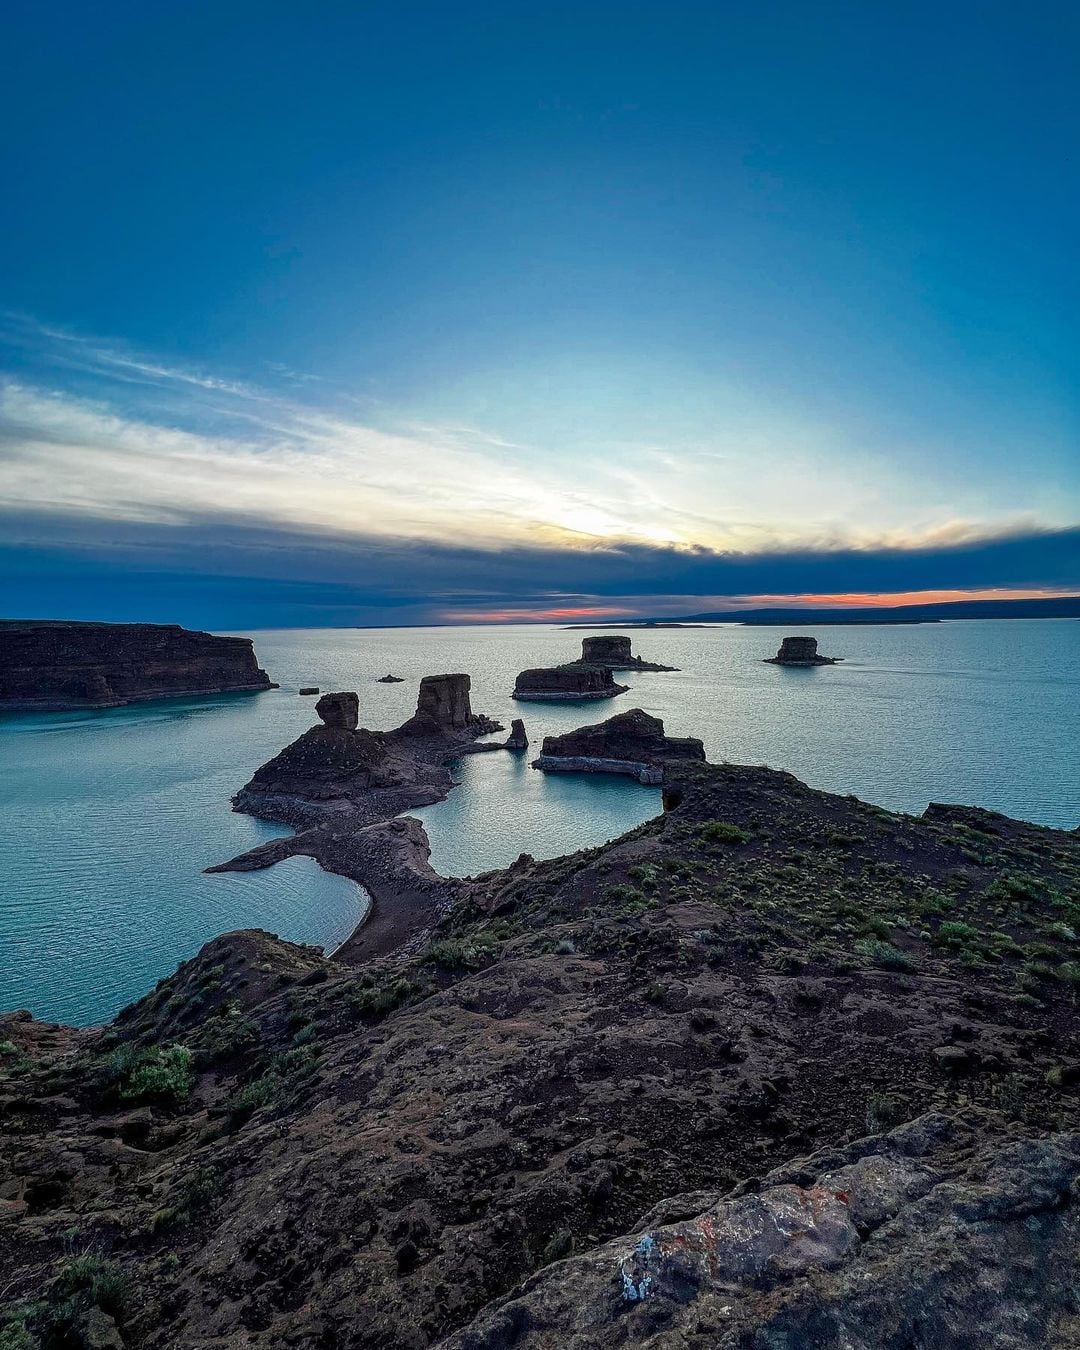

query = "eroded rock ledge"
[532,707,705,784]
[0,620,277,710]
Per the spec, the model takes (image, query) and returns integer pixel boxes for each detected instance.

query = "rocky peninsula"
[765,634,842,666]
[0,620,277,709]
[533,707,705,783]
[3,733,1080,1348]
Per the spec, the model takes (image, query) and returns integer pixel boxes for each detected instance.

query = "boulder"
[765,635,841,666]
[513,665,628,701]
[314,691,359,730]
[298,687,319,696]
[533,707,705,783]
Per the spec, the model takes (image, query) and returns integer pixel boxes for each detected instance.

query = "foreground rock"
[533,708,705,783]
[0,620,277,709]
[577,634,677,671]
[513,664,628,701]
[765,634,841,666]
[445,1113,1080,1349]
[3,760,1079,1349]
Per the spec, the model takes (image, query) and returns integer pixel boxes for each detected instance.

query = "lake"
[2,619,1077,1025]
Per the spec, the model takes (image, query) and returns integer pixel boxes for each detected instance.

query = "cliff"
[3,759,1080,1349]
[0,620,276,710]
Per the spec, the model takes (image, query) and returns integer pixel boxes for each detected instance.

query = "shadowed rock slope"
[2,762,1080,1348]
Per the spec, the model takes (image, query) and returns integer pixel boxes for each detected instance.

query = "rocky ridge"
[2,744,1080,1348]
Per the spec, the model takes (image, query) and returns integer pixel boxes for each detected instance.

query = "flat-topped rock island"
[0,619,277,710]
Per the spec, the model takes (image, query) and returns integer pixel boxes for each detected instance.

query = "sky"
[1,0,1077,626]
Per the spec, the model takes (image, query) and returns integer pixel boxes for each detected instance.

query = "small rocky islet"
[512,633,675,701]
[2,640,1080,1348]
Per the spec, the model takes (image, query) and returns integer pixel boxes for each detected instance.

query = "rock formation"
[413,672,473,729]
[314,690,359,729]
[532,707,706,783]
[512,664,628,701]
[505,717,528,750]
[4,758,1080,1349]
[298,686,319,696]
[765,634,841,666]
[0,620,277,710]
[377,674,404,683]
[232,674,502,830]
[578,634,677,671]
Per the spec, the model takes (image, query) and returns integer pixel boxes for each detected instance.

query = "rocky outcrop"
[578,634,677,671]
[505,718,528,750]
[0,620,277,709]
[532,707,705,783]
[233,675,502,830]
[314,690,359,729]
[765,635,841,666]
[377,674,404,683]
[513,665,628,701]
[299,687,320,696]
[443,1115,1080,1350]
[3,759,1080,1349]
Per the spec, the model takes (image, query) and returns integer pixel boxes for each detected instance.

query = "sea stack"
[578,634,677,672]
[0,620,277,710]
[765,635,841,666]
[512,665,628,701]
[505,718,529,749]
[532,707,705,784]
[315,691,360,729]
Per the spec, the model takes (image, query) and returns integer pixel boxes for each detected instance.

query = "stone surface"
[415,673,473,728]
[765,634,841,666]
[533,707,705,782]
[315,690,360,729]
[513,665,629,701]
[0,620,276,709]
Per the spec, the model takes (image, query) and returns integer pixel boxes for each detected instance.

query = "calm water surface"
[2,620,1077,1024]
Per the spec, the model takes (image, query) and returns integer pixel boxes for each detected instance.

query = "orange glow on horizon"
[438,587,1075,623]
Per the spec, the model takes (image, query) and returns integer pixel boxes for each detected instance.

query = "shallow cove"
[1,619,1077,1026]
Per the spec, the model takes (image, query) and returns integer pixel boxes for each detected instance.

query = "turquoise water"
[1,620,1077,1025]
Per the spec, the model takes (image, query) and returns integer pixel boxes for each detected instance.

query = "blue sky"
[1,0,1077,624]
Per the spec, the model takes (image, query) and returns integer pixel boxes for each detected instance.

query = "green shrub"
[118,1044,193,1104]
[935,920,979,949]
[854,938,914,971]
[56,1254,131,1318]
[699,821,751,845]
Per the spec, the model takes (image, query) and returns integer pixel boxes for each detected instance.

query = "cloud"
[1,313,1077,627]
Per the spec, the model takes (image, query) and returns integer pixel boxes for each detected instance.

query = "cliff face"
[0,621,276,710]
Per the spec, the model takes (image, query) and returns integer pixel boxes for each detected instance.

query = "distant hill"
[671,596,1080,625]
